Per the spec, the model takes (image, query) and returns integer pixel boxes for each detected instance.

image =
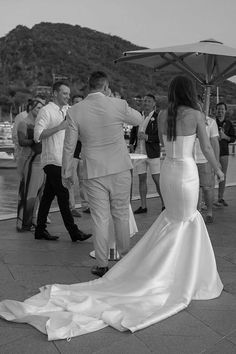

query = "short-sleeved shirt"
[195,116,219,164]
[34,102,68,168]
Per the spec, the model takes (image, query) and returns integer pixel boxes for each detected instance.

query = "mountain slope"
[0,22,235,108]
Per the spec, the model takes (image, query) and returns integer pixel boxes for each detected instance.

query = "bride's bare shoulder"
[181,108,202,121]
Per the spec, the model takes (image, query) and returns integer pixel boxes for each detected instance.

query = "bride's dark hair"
[167,75,200,141]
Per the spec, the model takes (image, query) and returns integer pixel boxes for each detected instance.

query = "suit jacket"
[129,111,160,158]
[216,118,236,156]
[62,92,142,179]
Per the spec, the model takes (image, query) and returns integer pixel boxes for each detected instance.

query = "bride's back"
[159,107,200,138]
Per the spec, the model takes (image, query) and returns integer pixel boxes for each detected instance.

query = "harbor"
[0,149,236,220]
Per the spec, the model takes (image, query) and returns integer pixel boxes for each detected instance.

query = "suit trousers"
[36,164,78,239]
[84,170,131,267]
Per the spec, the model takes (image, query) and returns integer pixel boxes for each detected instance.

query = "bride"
[0,76,224,341]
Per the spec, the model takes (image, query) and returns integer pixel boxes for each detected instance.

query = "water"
[0,155,236,220]
[0,164,154,220]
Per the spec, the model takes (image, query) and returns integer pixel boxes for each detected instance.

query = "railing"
[0,145,14,153]
[0,143,235,155]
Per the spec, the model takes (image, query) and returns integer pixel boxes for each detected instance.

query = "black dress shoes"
[91,266,109,277]
[71,229,92,242]
[35,229,59,241]
[134,206,147,214]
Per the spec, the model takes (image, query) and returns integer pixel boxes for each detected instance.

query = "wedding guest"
[68,94,83,217]
[70,94,90,214]
[34,81,92,242]
[16,98,45,231]
[12,100,32,176]
[195,96,220,223]
[214,102,236,206]
[129,94,164,213]
[62,71,142,277]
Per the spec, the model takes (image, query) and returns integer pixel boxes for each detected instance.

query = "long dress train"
[0,134,223,340]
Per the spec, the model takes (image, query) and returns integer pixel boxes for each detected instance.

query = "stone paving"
[0,187,236,353]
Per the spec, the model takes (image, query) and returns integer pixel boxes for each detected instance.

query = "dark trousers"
[36,164,78,238]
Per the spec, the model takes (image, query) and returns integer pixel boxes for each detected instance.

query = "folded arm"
[17,121,34,147]
[197,113,223,180]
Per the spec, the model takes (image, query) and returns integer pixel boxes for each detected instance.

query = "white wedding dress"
[0,134,223,341]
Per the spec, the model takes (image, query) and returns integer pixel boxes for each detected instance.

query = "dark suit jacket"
[129,111,160,158]
[216,118,236,156]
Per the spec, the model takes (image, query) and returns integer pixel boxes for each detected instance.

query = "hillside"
[0,22,236,115]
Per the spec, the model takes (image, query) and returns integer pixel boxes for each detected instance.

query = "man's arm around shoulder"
[34,107,67,142]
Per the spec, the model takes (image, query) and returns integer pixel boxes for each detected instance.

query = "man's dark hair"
[88,71,109,90]
[145,93,156,101]
[26,99,33,113]
[216,101,227,111]
[52,81,69,93]
[72,94,84,102]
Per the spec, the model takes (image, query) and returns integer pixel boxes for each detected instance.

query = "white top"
[34,102,68,168]
[136,110,154,155]
[194,116,219,163]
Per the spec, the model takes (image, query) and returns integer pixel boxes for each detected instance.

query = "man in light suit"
[62,71,142,277]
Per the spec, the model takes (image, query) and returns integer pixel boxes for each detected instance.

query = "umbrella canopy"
[116,39,236,113]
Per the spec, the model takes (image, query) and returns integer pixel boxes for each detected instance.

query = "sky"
[1,0,236,82]
[1,0,236,49]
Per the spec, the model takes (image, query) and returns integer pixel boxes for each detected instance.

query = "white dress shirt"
[34,102,68,168]
[136,110,154,155]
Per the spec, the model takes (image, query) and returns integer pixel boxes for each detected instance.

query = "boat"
[0,151,16,169]
[0,122,16,169]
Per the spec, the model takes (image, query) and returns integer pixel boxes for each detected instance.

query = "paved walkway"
[0,188,236,353]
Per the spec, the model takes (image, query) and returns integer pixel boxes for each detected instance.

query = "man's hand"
[129,144,135,153]
[58,120,67,131]
[138,131,148,141]
[215,168,224,183]
[219,128,230,141]
[62,176,74,190]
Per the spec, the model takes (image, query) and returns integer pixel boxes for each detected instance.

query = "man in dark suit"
[129,94,164,213]
[214,102,236,206]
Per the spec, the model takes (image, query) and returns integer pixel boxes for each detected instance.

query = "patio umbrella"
[115,39,236,114]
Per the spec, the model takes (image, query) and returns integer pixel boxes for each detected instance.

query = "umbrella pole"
[203,85,211,115]
[216,86,219,104]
